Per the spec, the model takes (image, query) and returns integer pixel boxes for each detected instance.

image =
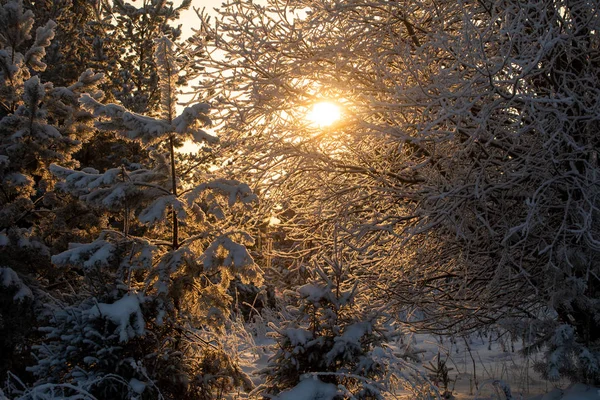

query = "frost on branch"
[0,1,35,55]
[173,103,213,138]
[184,178,258,207]
[154,36,178,123]
[24,20,56,71]
[197,0,600,385]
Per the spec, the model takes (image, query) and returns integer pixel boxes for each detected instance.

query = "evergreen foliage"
[1,0,599,396]
[29,35,261,399]
[29,0,204,171]
[0,0,103,384]
[259,253,409,399]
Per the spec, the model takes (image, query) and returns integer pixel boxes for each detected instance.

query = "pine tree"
[29,36,261,399]
[29,0,200,111]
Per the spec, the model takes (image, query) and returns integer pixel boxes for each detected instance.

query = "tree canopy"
[196,0,600,384]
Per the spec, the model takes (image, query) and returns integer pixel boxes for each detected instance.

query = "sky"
[175,0,224,152]
[178,0,268,37]
[174,0,267,153]
[178,0,226,38]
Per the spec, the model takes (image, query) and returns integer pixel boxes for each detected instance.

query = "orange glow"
[307,102,341,127]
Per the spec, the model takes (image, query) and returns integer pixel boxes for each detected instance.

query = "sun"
[307,102,341,127]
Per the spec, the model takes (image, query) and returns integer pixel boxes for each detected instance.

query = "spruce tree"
[29,36,261,400]
[28,0,202,172]
[259,254,409,399]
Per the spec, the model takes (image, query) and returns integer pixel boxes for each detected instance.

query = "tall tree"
[27,0,204,171]
[29,36,261,399]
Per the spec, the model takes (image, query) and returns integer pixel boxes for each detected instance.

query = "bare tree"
[196,0,600,383]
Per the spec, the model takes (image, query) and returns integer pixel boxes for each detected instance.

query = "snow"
[0,231,8,246]
[340,322,370,344]
[528,384,600,400]
[129,378,147,394]
[297,283,329,303]
[67,69,104,92]
[3,172,33,187]
[50,164,122,190]
[122,111,171,138]
[86,294,146,342]
[172,102,211,134]
[326,322,370,363]
[274,377,340,400]
[51,240,117,269]
[80,93,125,119]
[202,235,255,271]
[138,195,186,224]
[267,215,281,226]
[97,185,125,208]
[282,327,313,346]
[25,20,56,71]
[17,236,30,248]
[183,178,258,207]
[191,128,218,144]
[41,125,61,139]
[0,266,33,301]
[379,331,600,400]
[81,242,117,269]
[22,76,45,104]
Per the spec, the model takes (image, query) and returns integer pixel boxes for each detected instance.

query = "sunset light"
[307,101,341,127]
[4,0,592,397]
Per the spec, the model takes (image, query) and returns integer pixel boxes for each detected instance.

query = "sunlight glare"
[307,102,341,127]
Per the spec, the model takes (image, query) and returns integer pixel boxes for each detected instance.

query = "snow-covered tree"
[65,0,199,115]
[28,0,205,172]
[258,251,425,399]
[195,0,600,384]
[30,36,261,399]
[0,0,104,383]
[24,0,107,88]
[30,0,199,112]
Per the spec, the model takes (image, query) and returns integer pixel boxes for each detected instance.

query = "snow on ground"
[230,309,599,400]
[528,384,600,400]
[392,331,558,399]
[275,378,340,400]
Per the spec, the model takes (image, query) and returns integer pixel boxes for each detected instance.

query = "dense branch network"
[196,0,600,383]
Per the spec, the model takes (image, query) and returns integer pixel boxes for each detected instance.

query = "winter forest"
[1,0,600,399]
